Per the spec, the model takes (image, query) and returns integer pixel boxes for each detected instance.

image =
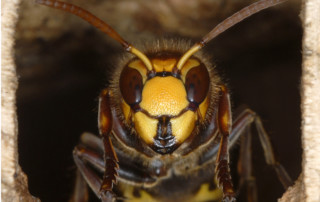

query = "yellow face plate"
[140,76,188,116]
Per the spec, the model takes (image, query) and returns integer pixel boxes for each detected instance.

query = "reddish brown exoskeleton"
[36,0,292,201]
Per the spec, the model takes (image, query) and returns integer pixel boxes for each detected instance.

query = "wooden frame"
[2,0,318,201]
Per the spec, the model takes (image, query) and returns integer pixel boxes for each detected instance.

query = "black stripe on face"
[151,116,177,154]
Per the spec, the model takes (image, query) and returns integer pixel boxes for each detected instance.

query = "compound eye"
[185,65,210,105]
[120,67,143,106]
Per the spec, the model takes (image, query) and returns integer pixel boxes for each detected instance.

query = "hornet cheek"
[171,111,197,143]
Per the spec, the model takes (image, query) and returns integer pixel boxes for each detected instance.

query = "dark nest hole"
[16,3,302,202]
